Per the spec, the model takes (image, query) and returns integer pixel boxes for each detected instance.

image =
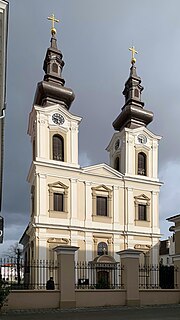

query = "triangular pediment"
[82,163,123,179]
[92,184,112,192]
[48,181,68,189]
[134,194,150,201]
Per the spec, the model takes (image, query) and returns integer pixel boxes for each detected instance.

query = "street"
[1,305,180,320]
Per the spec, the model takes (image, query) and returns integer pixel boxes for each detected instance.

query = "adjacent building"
[20,24,162,265]
[159,236,175,266]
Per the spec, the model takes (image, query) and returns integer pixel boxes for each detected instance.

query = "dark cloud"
[2,0,180,247]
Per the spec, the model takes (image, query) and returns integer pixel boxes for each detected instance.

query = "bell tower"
[28,14,82,169]
[107,47,161,179]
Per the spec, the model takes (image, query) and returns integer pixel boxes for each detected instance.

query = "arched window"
[53,135,64,161]
[97,242,108,256]
[138,152,146,175]
[52,63,58,73]
[114,157,120,171]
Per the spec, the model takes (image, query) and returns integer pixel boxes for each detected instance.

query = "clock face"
[138,134,147,144]
[52,113,65,125]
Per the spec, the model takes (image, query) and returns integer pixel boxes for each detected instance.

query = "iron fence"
[75,261,124,289]
[139,264,178,289]
[0,258,59,290]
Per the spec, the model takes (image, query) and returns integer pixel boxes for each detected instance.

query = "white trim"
[32,221,161,238]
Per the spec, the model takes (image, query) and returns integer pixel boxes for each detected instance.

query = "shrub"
[0,279,10,309]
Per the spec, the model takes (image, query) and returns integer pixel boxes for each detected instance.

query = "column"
[54,245,79,308]
[117,249,141,306]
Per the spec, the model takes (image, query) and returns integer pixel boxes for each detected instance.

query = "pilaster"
[37,173,47,216]
[85,233,93,261]
[85,182,92,228]
[113,186,120,229]
[70,178,78,225]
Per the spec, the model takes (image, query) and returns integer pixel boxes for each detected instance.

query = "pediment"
[92,184,112,192]
[82,163,123,179]
[134,194,150,201]
[128,127,162,140]
[34,103,82,123]
[48,181,68,189]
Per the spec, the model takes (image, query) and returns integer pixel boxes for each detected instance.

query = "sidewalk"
[1,305,180,320]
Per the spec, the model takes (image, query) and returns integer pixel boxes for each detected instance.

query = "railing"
[139,264,178,289]
[0,258,59,290]
[75,261,124,289]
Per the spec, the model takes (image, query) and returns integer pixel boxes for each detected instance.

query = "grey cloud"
[3,0,180,246]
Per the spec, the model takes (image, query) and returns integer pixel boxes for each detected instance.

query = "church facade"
[20,23,162,265]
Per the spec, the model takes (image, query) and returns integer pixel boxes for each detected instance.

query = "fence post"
[117,249,142,306]
[53,245,79,309]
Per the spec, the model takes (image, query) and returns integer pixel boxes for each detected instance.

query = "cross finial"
[129,46,138,65]
[47,14,60,36]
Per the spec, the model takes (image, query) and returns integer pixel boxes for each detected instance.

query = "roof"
[166,214,180,223]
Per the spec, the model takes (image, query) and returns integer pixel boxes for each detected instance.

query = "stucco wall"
[140,290,180,305]
[75,290,126,307]
[6,290,60,310]
[4,289,180,310]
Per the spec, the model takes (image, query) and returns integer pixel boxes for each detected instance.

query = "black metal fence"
[0,258,178,291]
[139,264,178,289]
[75,262,124,289]
[0,258,59,290]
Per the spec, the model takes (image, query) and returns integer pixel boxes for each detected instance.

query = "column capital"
[85,181,92,186]
[70,178,78,183]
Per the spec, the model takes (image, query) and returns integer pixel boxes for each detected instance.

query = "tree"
[2,242,23,286]
[4,242,22,259]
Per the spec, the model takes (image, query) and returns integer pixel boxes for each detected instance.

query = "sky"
[1,0,180,253]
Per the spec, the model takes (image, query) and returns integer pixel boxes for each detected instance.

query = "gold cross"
[47,14,60,35]
[129,46,138,64]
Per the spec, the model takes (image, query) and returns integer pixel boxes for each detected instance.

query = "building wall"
[22,98,162,265]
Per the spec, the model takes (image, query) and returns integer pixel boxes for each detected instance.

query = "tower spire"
[33,14,75,109]
[113,46,153,131]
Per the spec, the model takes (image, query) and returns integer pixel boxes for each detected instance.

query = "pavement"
[1,305,180,320]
